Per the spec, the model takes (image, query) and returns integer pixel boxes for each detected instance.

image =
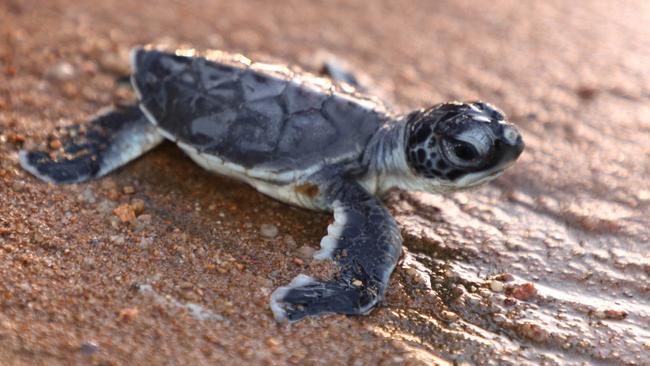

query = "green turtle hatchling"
[20,47,524,321]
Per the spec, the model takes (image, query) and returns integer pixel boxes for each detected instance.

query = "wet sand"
[1,0,649,365]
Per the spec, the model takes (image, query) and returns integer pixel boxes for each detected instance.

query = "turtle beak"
[495,124,525,164]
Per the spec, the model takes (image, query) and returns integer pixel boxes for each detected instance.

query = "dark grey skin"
[20,47,524,322]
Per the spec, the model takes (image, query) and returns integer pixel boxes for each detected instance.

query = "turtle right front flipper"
[270,180,403,321]
[19,104,163,184]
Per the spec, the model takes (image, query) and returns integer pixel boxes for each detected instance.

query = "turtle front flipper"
[270,181,402,321]
[19,104,163,184]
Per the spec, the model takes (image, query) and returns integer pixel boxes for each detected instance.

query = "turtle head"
[404,101,524,191]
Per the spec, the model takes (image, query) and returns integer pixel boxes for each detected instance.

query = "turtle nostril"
[499,125,524,156]
[502,125,520,146]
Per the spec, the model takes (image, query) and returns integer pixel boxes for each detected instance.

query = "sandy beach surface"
[1,0,649,365]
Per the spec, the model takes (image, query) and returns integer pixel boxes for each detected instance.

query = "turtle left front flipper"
[270,180,402,321]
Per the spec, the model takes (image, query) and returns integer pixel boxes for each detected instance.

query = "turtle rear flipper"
[320,58,366,91]
[19,105,163,184]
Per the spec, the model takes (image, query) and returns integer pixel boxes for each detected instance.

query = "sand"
[1,0,649,365]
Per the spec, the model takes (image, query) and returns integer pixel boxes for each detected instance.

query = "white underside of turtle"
[19,46,524,322]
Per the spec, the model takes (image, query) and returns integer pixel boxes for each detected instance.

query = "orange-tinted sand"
[1,1,649,364]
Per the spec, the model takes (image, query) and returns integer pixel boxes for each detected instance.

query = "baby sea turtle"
[19,47,524,322]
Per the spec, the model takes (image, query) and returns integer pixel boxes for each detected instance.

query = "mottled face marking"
[407,120,441,178]
[405,101,524,187]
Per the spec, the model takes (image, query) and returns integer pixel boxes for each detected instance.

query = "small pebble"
[603,309,627,320]
[593,309,627,320]
[130,198,145,215]
[117,308,139,323]
[46,61,76,81]
[512,283,537,301]
[79,341,99,355]
[12,181,25,192]
[576,85,599,100]
[441,310,459,322]
[265,337,281,347]
[489,280,505,292]
[592,309,606,319]
[7,133,25,144]
[123,186,136,194]
[265,337,283,354]
[49,139,62,149]
[477,288,492,298]
[113,204,136,223]
[405,267,426,285]
[259,223,279,239]
[517,322,549,342]
[495,273,515,282]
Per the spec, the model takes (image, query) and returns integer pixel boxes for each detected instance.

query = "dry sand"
[1,0,649,365]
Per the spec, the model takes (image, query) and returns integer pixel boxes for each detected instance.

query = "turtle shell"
[131,48,391,178]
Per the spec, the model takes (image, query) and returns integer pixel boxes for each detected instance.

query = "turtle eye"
[442,138,483,168]
[452,141,478,161]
